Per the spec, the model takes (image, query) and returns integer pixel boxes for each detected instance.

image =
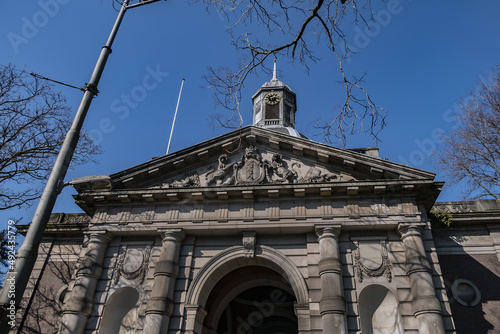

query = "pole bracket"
[84,83,99,96]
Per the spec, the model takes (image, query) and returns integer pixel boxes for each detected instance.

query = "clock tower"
[252,60,301,137]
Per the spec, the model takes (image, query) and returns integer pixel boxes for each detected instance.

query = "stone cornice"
[73,178,441,215]
[16,213,89,236]
[432,199,500,227]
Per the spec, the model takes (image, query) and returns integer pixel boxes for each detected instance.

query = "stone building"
[9,67,500,333]
[431,200,500,333]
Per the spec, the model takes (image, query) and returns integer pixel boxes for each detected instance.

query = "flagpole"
[166,78,185,155]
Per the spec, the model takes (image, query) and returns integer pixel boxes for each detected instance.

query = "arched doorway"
[184,245,310,334]
[204,266,298,334]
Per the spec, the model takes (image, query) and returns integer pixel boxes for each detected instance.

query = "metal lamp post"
[0,0,162,331]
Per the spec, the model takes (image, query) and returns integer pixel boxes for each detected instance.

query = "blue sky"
[1,0,500,227]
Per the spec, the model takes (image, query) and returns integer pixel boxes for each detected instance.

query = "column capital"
[84,230,113,244]
[315,225,341,240]
[158,228,185,242]
[397,223,425,240]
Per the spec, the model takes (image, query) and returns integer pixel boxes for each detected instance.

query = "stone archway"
[184,246,310,334]
[206,266,298,333]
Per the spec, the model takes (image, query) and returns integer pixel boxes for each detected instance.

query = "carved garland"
[113,245,152,285]
[353,240,392,283]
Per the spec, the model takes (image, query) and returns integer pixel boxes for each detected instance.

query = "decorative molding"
[114,244,152,285]
[140,207,155,224]
[242,232,257,258]
[234,145,267,185]
[192,204,204,223]
[320,200,334,220]
[243,202,254,222]
[433,202,475,213]
[217,203,229,223]
[295,200,307,219]
[353,239,392,283]
[205,154,235,186]
[166,172,201,188]
[168,204,180,222]
[451,278,481,307]
[265,153,296,183]
[162,145,351,189]
[269,203,280,221]
[185,245,309,306]
[293,163,339,183]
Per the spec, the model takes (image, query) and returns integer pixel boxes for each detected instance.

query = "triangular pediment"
[73,126,437,194]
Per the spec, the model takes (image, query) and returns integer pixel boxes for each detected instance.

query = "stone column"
[59,231,112,334]
[144,229,185,334]
[315,226,347,334]
[398,223,445,334]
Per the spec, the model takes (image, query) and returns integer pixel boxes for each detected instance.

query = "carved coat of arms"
[234,146,266,185]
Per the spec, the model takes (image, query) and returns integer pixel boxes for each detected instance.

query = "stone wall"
[13,213,86,334]
[432,199,500,334]
[17,198,496,333]
[45,225,455,333]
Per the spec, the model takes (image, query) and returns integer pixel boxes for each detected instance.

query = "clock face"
[265,93,280,105]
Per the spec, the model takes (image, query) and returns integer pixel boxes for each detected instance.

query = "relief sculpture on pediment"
[205,154,235,186]
[164,145,351,187]
[265,153,296,184]
[168,172,201,188]
[293,163,339,183]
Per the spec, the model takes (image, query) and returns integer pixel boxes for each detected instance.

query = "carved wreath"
[114,245,152,285]
[353,240,392,283]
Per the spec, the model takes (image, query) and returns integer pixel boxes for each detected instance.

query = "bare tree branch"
[0,64,102,210]
[200,0,387,145]
[434,66,500,200]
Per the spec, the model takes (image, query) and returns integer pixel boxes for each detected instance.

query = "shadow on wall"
[438,250,500,333]
[358,284,404,334]
[99,287,139,333]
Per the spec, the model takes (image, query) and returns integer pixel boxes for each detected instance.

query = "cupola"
[252,60,301,137]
